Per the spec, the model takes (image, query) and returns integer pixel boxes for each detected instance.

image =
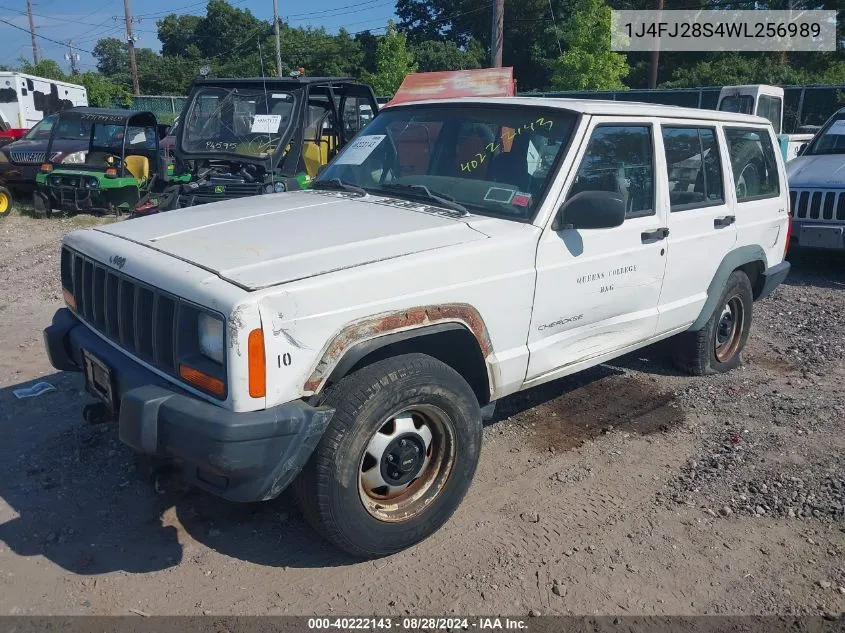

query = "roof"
[386,96,773,125]
[385,68,516,107]
[192,76,360,86]
[57,107,156,124]
[0,71,86,90]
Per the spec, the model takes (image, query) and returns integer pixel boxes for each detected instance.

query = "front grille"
[789,189,845,223]
[199,182,264,198]
[10,150,46,164]
[60,247,229,401]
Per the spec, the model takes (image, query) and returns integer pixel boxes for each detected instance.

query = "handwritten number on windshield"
[460,117,554,173]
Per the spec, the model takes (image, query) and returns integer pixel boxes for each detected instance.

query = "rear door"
[656,121,738,333]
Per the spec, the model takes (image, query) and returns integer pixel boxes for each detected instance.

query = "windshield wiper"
[311,178,367,197]
[372,183,468,215]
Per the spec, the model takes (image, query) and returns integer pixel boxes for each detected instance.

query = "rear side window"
[723,128,780,201]
[567,124,655,218]
[662,126,724,211]
[757,95,783,134]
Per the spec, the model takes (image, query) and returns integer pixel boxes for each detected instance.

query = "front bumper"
[790,219,845,251]
[43,308,334,502]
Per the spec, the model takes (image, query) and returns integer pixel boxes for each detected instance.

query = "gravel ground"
[0,210,843,617]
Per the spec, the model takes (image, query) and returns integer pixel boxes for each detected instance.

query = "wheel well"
[738,260,765,299]
[325,326,490,406]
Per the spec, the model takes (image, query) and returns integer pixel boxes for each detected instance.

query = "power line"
[0,16,96,54]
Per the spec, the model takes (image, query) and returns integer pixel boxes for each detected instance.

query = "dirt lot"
[0,211,843,617]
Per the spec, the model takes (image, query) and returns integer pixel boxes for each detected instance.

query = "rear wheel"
[0,186,12,218]
[294,353,482,558]
[672,270,753,375]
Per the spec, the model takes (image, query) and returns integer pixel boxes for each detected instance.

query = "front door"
[525,118,670,385]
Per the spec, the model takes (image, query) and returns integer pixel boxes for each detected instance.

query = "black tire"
[672,270,753,376]
[294,353,482,558]
[0,185,12,218]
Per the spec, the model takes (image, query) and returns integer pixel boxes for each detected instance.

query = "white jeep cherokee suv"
[44,97,791,558]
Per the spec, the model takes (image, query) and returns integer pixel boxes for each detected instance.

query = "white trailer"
[0,72,88,140]
[717,84,814,162]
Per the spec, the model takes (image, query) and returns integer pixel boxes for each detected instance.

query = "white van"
[44,98,791,558]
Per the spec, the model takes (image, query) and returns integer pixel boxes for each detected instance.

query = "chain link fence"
[107,96,188,124]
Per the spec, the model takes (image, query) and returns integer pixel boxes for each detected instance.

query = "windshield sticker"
[512,192,532,207]
[484,187,515,204]
[460,116,555,173]
[825,120,845,136]
[250,114,282,134]
[334,135,386,165]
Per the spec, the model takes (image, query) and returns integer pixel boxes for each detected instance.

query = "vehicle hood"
[95,191,490,290]
[2,137,88,162]
[786,154,845,188]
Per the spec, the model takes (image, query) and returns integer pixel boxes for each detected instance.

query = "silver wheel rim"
[358,404,456,523]
[715,296,744,362]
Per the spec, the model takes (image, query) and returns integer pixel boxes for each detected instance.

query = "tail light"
[784,211,793,258]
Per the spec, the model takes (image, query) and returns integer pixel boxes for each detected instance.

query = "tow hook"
[82,402,113,425]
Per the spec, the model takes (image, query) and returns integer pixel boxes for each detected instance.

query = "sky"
[0,0,398,73]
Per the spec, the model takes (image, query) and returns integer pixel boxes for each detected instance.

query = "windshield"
[803,115,845,155]
[316,105,578,220]
[23,115,56,140]
[719,95,754,115]
[181,87,297,159]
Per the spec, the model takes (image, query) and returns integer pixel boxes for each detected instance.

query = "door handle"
[641,227,669,243]
[714,215,736,228]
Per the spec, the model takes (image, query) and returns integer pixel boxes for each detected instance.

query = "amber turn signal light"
[105,167,118,178]
[248,328,266,398]
[62,288,76,311]
[40,163,53,173]
[179,364,225,397]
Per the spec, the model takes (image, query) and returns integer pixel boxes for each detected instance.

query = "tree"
[17,58,67,81]
[361,22,417,97]
[77,72,132,107]
[550,0,629,90]
[413,40,484,73]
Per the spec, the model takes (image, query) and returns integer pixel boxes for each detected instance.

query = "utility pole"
[65,41,81,75]
[490,0,504,67]
[647,0,663,89]
[26,0,39,64]
[273,0,283,77]
[121,0,140,96]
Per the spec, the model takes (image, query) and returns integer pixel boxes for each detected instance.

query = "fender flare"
[689,245,767,331]
[303,303,494,395]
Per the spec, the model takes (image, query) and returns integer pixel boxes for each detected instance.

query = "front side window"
[724,127,780,201]
[181,87,298,158]
[317,105,578,220]
[662,126,724,210]
[566,125,654,217]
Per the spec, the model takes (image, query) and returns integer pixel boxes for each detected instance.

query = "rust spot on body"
[303,303,493,393]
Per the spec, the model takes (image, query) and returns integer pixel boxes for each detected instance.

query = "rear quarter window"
[723,127,780,202]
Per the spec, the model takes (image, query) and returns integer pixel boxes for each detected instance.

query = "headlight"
[61,151,87,164]
[198,313,225,364]
[84,177,99,189]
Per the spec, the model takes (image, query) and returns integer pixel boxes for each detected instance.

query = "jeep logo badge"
[109,255,126,270]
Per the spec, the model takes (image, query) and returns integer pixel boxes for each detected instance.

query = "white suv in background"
[44,97,791,558]
[786,107,845,251]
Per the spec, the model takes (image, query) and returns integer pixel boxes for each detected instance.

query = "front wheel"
[294,353,482,558]
[0,186,12,218]
[672,270,753,375]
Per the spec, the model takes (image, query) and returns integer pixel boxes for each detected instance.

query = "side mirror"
[797,143,808,156]
[552,190,626,231]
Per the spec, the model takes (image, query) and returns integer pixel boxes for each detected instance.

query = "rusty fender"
[303,303,494,395]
